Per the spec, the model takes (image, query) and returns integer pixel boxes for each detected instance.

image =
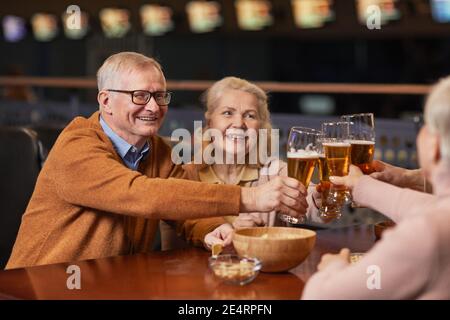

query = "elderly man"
[6,52,306,269]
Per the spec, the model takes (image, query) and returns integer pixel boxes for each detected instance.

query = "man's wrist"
[240,187,255,212]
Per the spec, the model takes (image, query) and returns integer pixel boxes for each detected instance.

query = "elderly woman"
[302,77,450,299]
[161,76,321,250]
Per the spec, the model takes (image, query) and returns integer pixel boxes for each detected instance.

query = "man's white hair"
[96,52,163,91]
[424,76,450,162]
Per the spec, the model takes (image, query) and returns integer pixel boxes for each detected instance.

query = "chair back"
[0,127,41,269]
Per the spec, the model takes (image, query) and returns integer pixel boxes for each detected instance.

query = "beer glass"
[280,127,321,225]
[341,113,375,207]
[317,139,342,220]
[341,113,375,174]
[321,121,352,207]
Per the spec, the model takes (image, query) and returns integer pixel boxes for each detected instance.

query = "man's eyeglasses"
[107,89,172,106]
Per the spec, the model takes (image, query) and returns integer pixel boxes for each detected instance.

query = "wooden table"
[0,225,376,300]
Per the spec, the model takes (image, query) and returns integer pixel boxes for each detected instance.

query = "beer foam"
[287,150,320,159]
[322,142,351,147]
[349,140,375,145]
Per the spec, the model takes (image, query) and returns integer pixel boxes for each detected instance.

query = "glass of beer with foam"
[280,127,321,225]
[321,121,352,207]
[341,113,375,207]
[340,113,375,174]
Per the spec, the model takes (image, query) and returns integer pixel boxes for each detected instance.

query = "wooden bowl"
[232,227,316,273]
[374,220,396,240]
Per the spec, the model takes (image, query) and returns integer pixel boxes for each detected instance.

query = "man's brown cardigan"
[6,112,240,269]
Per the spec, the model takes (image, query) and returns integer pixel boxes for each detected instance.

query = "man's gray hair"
[96,52,163,91]
[424,76,450,161]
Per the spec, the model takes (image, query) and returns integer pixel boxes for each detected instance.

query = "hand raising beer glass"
[280,127,321,225]
[322,122,352,208]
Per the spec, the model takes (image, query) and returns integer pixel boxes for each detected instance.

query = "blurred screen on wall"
[356,0,401,25]
[235,0,273,31]
[186,1,222,33]
[62,10,89,39]
[31,13,58,42]
[140,4,174,36]
[431,0,450,23]
[291,0,335,29]
[2,15,27,42]
[99,8,131,38]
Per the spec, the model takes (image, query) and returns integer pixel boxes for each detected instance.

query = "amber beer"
[287,151,319,188]
[323,142,351,203]
[317,155,341,219]
[323,142,351,176]
[349,140,375,174]
[317,156,329,182]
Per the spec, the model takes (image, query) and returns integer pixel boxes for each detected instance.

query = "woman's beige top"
[161,159,320,250]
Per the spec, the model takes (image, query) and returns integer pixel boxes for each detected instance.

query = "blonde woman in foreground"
[302,77,450,299]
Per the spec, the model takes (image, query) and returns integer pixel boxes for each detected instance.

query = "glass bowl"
[349,252,364,264]
[208,254,262,286]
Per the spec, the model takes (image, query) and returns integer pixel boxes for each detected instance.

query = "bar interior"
[0,0,449,302]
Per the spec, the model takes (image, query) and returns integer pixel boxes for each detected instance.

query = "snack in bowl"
[211,243,223,257]
[349,252,364,264]
[233,227,316,272]
[208,254,262,285]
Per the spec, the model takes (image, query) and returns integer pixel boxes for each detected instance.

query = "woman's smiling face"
[208,89,261,158]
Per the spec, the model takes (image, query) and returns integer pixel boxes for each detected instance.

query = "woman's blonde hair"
[199,76,274,167]
[96,52,164,91]
[424,76,450,162]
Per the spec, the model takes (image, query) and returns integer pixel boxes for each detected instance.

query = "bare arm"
[330,165,436,222]
[370,160,431,193]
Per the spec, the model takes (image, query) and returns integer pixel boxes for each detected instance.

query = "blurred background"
[0,1,448,233]
[2,0,450,113]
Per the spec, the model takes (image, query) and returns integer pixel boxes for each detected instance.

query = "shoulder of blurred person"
[303,162,450,299]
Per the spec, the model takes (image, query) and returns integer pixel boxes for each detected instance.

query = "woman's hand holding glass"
[329,164,364,190]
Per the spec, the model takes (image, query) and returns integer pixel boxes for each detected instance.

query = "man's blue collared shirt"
[100,116,150,171]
